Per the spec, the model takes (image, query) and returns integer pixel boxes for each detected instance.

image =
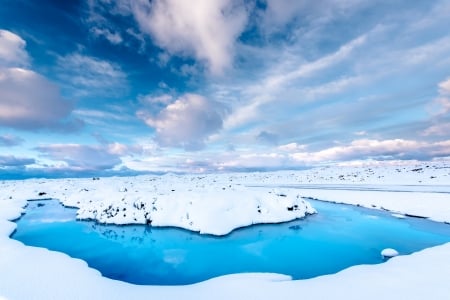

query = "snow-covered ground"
[0,175,316,235]
[1,161,450,299]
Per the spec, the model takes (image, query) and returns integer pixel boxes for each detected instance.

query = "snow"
[1,161,450,299]
[0,175,316,236]
[381,248,399,258]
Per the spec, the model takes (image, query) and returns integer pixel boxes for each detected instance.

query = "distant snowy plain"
[1,161,449,299]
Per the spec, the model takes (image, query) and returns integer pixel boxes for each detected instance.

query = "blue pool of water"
[12,199,450,285]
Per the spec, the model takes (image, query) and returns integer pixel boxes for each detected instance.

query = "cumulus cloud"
[0,30,81,132]
[0,30,29,67]
[0,68,82,131]
[35,143,142,171]
[0,134,24,147]
[137,93,228,150]
[56,53,127,97]
[129,0,248,74]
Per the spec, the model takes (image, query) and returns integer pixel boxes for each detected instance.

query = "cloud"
[0,29,30,67]
[0,68,83,131]
[0,30,81,132]
[427,96,450,117]
[277,143,306,152]
[129,0,248,74]
[423,122,450,136]
[249,34,367,94]
[217,138,450,171]
[85,0,148,51]
[137,93,228,150]
[137,93,173,110]
[35,143,142,171]
[215,152,291,171]
[224,34,368,130]
[56,53,127,97]
[257,131,279,145]
[0,134,23,147]
[91,27,123,44]
[0,155,35,167]
[423,77,450,137]
[120,136,450,173]
[439,77,450,95]
[261,0,365,33]
[290,139,450,163]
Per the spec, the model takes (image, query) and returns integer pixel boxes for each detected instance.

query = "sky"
[1,0,450,178]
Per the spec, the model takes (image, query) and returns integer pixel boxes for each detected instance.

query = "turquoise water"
[12,199,450,285]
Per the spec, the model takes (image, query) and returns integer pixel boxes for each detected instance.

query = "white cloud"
[138,93,173,106]
[72,109,134,128]
[0,68,81,131]
[215,152,289,170]
[439,77,450,95]
[423,122,450,136]
[123,137,450,173]
[423,77,450,137]
[0,30,30,67]
[129,0,248,74]
[354,131,367,136]
[73,109,131,122]
[262,0,365,31]
[277,143,306,152]
[289,139,448,163]
[401,37,450,67]
[0,30,81,132]
[250,34,367,94]
[224,34,367,130]
[430,97,450,116]
[137,93,228,150]
[91,27,123,44]
[218,138,450,171]
[56,53,127,97]
[35,142,141,171]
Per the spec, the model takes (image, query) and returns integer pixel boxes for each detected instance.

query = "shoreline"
[1,163,450,299]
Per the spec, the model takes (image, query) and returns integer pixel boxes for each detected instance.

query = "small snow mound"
[381,248,399,258]
[392,213,406,219]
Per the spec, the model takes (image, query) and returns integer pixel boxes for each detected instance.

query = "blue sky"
[1,0,450,178]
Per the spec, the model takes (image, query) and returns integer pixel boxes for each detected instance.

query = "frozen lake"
[12,199,450,285]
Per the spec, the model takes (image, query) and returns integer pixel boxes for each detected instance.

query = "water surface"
[12,199,450,285]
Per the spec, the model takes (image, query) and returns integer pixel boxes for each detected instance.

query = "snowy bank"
[1,217,449,299]
[1,161,450,299]
[0,175,315,235]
